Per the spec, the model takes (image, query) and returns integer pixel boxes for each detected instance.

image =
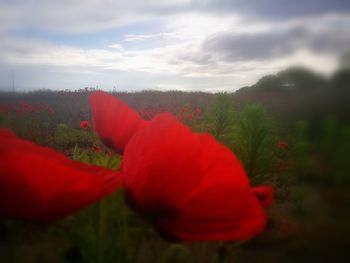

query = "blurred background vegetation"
[0,66,349,262]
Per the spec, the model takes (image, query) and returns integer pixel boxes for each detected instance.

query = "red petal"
[0,129,122,223]
[157,176,266,241]
[89,91,148,153]
[0,128,16,138]
[123,114,268,241]
[123,113,204,214]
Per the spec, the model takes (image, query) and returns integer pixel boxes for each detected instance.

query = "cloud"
[2,1,349,34]
[0,34,189,75]
[194,0,350,20]
[124,32,180,42]
[202,27,307,62]
[198,25,350,63]
[108,43,124,50]
[0,33,293,91]
[0,0,193,33]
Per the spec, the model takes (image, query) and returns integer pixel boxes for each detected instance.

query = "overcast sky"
[0,0,349,92]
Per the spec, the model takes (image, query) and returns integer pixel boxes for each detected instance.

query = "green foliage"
[291,120,311,179]
[54,123,96,151]
[63,190,131,263]
[72,146,121,169]
[65,143,130,263]
[204,98,278,183]
[204,93,235,143]
[1,111,55,146]
[292,116,350,186]
[231,104,275,182]
[161,244,192,263]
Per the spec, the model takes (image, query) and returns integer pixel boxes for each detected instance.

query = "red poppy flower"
[93,145,101,153]
[0,128,121,224]
[276,139,288,149]
[89,91,148,153]
[90,91,273,241]
[47,107,54,115]
[18,101,34,114]
[80,120,90,129]
[195,107,202,115]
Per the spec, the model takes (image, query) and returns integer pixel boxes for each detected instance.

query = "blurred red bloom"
[19,102,34,113]
[93,145,101,153]
[0,128,121,223]
[195,107,202,115]
[47,107,54,115]
[80,120,90,130]
[90,91,273,242]
[276,139,288,149]
[180,106,189,114]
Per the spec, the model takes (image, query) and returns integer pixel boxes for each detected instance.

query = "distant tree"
[254,75,283,91]
[237,67,327,95]
[330,69,350,101]
[277,67,327,91]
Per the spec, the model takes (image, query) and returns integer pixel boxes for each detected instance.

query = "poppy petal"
[0,129,122,223]
[155,133,266,241]
[89,91,148,153]
[157,177,266,241]
[122,114,268,241]
[0,128,16,138]
[123,113,204,214]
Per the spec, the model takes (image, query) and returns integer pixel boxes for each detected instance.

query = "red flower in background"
[18,102,34,113]
[276,139,288,149]
[80,120,90,130]
[180,106,189,114]
[90,91,273,241]
[93,145,101,153]
[195,107,202,115]
[0,129,121,223]
[47,107,54,115]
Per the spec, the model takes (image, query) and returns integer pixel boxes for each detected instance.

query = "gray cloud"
[310,28,350,53]
[194,0,350,20]
[0,0,186,33]
[1,0,350,33]
[203,27,307,62]
[198,26,350,63]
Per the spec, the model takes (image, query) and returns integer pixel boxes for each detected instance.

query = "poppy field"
[0,86,349,263]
